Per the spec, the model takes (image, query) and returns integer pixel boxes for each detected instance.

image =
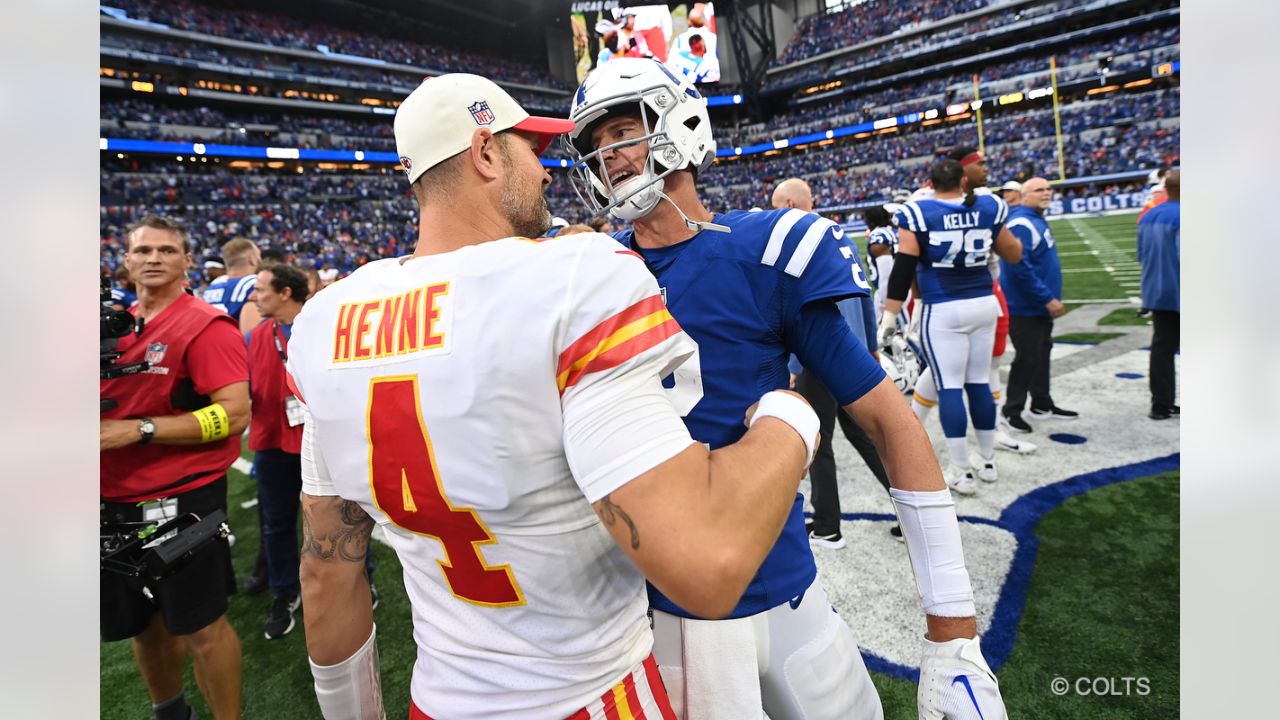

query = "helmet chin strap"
[657,190,730,234]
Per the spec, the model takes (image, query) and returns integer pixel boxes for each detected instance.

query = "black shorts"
[100,476,236,642]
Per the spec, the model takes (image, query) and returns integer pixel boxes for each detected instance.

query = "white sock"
[912,395,934,424]
[976,429,995,460]
[946,438,969,468]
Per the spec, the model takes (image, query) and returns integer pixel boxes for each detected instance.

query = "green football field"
[101,464,1179,719]
[1048,213,1142,307]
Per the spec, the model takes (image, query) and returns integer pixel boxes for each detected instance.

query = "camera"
[101,509,230,581]
[101,277,148,411]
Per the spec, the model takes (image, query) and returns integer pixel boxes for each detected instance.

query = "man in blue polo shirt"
[1137,169,1180,420]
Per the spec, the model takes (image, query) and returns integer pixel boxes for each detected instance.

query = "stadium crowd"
[105,0,567,88]
[768,24,1180,91]
[778,0,991,64]
[101,33,570,110]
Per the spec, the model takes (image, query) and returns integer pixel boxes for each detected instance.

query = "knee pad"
[759,587,884,720]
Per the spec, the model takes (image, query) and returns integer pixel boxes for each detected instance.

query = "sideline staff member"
[100,215,248,720]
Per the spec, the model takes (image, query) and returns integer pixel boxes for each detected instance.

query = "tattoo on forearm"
[302,500,375,562]
[599,494,640,550]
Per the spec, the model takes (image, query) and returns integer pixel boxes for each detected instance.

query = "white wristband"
[749,390,819,467]
[310,624,387,720]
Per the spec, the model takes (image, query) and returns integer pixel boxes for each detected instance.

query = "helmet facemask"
[565,75,712,222]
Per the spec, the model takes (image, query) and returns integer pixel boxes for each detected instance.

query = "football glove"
[918,636,1007,720]
[877,311,899,349]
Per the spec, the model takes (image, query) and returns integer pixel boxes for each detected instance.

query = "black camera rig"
[100,509,230,580]
[101,278,148,411]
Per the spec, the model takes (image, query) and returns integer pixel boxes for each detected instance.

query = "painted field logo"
[469,101,495,126]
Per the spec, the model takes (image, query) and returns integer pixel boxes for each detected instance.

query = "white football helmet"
[880,333,921,394]
[565,57,716,221]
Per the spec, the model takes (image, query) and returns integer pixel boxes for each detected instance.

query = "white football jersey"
[287,233,696,720]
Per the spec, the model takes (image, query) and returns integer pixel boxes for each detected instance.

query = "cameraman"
[100,215,248,720]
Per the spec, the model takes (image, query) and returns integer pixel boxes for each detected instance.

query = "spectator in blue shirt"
[1137,169,1180,419]
[999,177,1079,432]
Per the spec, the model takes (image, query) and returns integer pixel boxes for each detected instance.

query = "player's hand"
[100,418,141,451]
[918,636,1007,720]
[877,313,898,348]
[1046,298,1066,318]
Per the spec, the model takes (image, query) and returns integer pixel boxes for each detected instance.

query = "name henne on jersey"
[331,281,451,364]
[942,211,983,230]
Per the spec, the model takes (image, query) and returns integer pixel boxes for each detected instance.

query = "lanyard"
[272,321,288,364]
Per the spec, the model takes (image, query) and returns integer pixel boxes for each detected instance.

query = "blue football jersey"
[895,195,1008,303]
[106,286,137,309]
[201,274,256,321]
[864,225,899,287]
[615,208,874,619]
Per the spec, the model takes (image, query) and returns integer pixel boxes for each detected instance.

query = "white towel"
[652,609,765,720]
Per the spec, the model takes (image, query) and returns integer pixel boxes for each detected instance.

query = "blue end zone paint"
[1049,433,1088,444]
[1116,372,1144,379]
[819,453,1180,682]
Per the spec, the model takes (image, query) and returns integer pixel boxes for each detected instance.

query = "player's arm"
[841,381,977,641]
[993,225,1022,263]
[591,399,813,620]
[298,418,383,719]
[300,493,376,658]
[100,319,250,450]
[566,361,815,620]
[876,227,920,345]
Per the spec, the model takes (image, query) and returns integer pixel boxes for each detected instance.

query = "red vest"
[101,293,244,502]
[248,320,303,453]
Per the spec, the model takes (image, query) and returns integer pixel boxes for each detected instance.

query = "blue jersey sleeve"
[761,210,871,320]
[786,301,885,406]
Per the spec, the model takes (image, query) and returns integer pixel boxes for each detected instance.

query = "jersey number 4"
[367,375,525,607]
[930,229,992,268]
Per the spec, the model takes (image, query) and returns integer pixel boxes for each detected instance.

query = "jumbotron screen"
[571,2,720,84]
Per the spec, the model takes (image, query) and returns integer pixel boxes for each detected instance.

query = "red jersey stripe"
[643,655,678,720]
[557,295,667,377]
[559,316,681,393]
[623,669,646,720]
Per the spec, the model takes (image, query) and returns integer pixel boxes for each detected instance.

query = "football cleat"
[969,453,998,483]
[994,430,1036,454]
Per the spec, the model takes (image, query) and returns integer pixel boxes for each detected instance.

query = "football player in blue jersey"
[878,159,1023,496]
[567,57,1007,720]
[863,204,899,319]
[201,237,263,331]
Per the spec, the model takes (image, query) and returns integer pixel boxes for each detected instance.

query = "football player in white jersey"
[287,74,825,720]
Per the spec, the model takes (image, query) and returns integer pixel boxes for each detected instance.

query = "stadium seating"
[104,0,567,89]
[99,0,1179,272]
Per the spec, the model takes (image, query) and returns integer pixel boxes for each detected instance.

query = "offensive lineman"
[287,74,824,720]
[878,159,1023,495]
[567,57,1006,720]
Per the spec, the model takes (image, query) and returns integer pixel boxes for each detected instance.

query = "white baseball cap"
[394,74,575,185]
[1001,180,1023,192]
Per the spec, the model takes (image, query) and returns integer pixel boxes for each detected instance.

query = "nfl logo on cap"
[469,101,495,126]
